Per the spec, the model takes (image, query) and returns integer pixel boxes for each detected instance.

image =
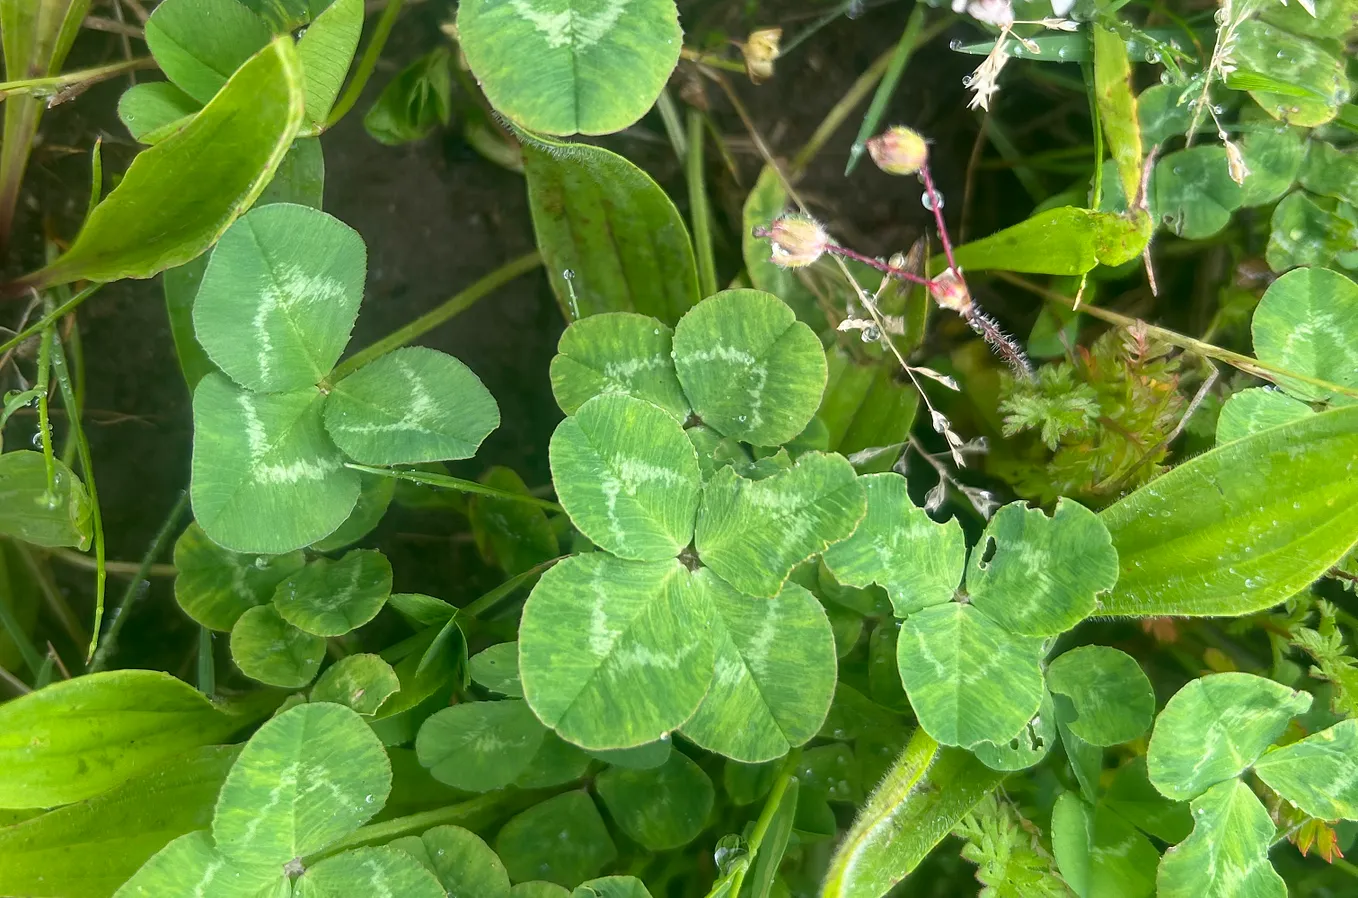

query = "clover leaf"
[549,312,689,420]
[1045,645,1154,747]
[595,751,715,850]
[1155,779,1285,898]
[415,699,549,791]
[390,825,510,898]
[1252,718,1358,820]
[272,548,393,637]
[1250,266,1358,403]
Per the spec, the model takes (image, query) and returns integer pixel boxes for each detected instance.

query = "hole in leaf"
[978,536,998,568]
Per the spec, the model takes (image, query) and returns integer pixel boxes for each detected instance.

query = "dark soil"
[3,0,1028,674]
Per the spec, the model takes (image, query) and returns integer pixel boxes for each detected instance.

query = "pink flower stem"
[920,161,959,275]
[823,243,935,288]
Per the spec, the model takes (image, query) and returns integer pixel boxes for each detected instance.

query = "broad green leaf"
[950,207,1099,276]
[1215,387,1314,445]
[273,548,392,636]
[1045,646,1153,746]
[257,137,326,208]
[1051,792,1158,898]
[1266,191,1358,272]
[1237,124,1306,207]
[214,702,391,866]
[549,393,700,561]
[1233,19,1351,127]
[1103,757,1193,844]
[363,48,453,145]
[391,825,510,898]
[695,452,865,598]
[1100,405,1358,615]
[673,290,827,446]
[741,165,821,325]
[324,348,500,465]
[194,203,365,393]
[967,499,1117,637]
[896,602,1044,749]
[229,603,326,688]
[519,554,713,750]
[822,473,965,616]
[679,573,837,763]
[310,653,399,715]
[469,467,558,576]
[310,471,394,551]
[1299,140,1358,206]
[595,750,714,850]
[118,81,199,144]
[1137,84,1197,145]
[799,743,863,804]
[821,727,1004,898]
[0,670,260,809]
[0,745,238,898]
[1151,147,1243,239]
[514,885,571,898]
[1253,718,1358,820]
[1093,22,1142,207]
[521,135,698,323]
[587,739,671,770]
[573,876,653,898]
[549,312,688,419]
[0,451,91,549]
[295,846,444,898]
[372,624,461,726]
[415,699,546,792]
[819,349,921,473]
[173,521,305,630]
[514,731,592,789]
[724,760,776,806]
[22,38,304,290]
[191,374,359,554]
[296,0,362,128]
[457,0,681,135]
[1146,672,1311,801]
[495,792,617,888]
[973,689,1056,772]
[469,641,523,697]
[1251,266,1358,402]
[111,830,279,898]
[1156,780,1285,898]
[145,0,271,105]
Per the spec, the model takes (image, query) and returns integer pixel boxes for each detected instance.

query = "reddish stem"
[824,244,935,287]
[920,161,959,275]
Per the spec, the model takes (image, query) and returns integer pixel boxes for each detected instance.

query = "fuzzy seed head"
[929,268,972,314]
[767,216,829,268]
[741,28,782,84]
[867,127,929,176]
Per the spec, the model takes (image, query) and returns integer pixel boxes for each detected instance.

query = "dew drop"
[949,38,963,51]
[922,190,944,211]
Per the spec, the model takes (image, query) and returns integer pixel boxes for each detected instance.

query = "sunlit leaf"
[1251,266,1358,402]
[679,573,837,763]
[194,203,365,393]
[173,521,305,631]
[895,602,1044,749]
[822,472,965,616]
[1156,780,1285,898]
[324,347,500,465]
[294,846,443,898]
[456,0,681,135]
[495,792,617,888]
[1146,672,1311,801]
[295,0,362,128]
[521,134,699,323]
[550,393,699,562]
[673,290,827,447]
[967,499,1118,637]
[1233,18,1351,127]
[519,554,713,750]
[111,830,279,898]
[191,374,359,554]
[1045,646,1153,747]
[1214,387,1314,445]
[0,671,258,809]
[549,312,688,419]
[596,750,714,850]
[214,702,390,865]
[415,699,547,792]
[273,549,392,636]
[1266,191,1358,272]
[695,452,865,598]
[228,603,326,688]
[390,825,510,898]
[1252,718,1358,820]
[1100,405,1358,616]
[310,653,399,716]
[1093,21,1142,207]
[951,207,1099,276]
[0,451,91,549]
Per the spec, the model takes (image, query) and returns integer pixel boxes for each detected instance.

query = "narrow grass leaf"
[1147,672,1311,801]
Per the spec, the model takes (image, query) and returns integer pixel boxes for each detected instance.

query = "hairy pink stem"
[823,244,935,287]
[919,161,959,275]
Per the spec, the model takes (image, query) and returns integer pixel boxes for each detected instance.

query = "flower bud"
[766,216,829,268]
[740,28,782,84]
[928,268,972,314]
[866,126,929,176]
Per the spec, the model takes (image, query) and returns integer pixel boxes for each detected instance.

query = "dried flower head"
[866,126,929,176]
[966,39,1011,111]
[740,28,782,84]
[766,216,829,268]
[928,268,972,314]
[1223,138,1250,185]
